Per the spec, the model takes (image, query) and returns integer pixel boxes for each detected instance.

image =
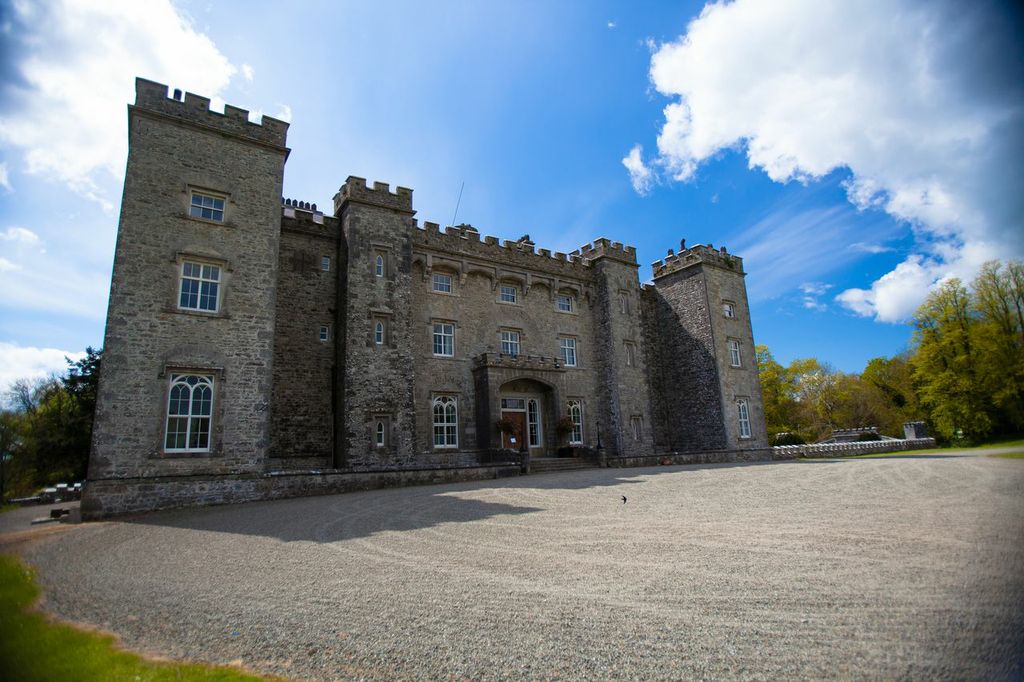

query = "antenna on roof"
[449,181,465,228]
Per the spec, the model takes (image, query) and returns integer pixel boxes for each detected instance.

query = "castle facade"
[83,79,768,517]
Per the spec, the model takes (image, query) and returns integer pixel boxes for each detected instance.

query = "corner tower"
[84,79,289,516]
[642,241,769,455]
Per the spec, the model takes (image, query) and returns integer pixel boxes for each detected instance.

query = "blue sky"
[0,0,1021,391]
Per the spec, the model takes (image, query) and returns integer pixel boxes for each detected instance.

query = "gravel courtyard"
[9,452,1024,680]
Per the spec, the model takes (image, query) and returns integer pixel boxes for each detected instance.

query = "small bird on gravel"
[621,495,627,504]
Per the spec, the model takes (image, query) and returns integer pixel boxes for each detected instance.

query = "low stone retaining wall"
[774,438,937,459]
[81,464,520,519]
[606,447,777,468]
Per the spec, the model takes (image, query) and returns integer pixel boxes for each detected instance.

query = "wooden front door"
[501,410,527,451]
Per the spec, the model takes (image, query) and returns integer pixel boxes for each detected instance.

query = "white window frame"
[164,374,214,452]
[432,272,453,294]
[432,396,458,448]
[500,330,521,356]
[433,322,454,357]
[189,190,225,222]
[178,260,221,313]
[728,338,741,367]
[499,284,519,304]
[560,337,577,367]
[374,320,385,345]
[319,325,330,342]
[567,400,584,445]
[321,256,331,272]
[556,294,574,313]
[527,398,542,447]
[737,399,752,439]
[723,301,736,318]
[374,418,388,448]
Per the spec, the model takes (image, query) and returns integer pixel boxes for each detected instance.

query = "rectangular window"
[723,301,736,318]
[432,272,452,293]
[567,400,584,445]
[560,337,577,367]
[556,294,574,313]
[737,399,751,438]
[433,322,454,357]
[630,415,643,441]
[501,330,521,356]
[432,396,458,448]
[501,398,526,410]
[728,338,741,367]
[165,374,214,452]
[189,191,225,222]
[321,256,331,272]
[499,285,519,303]
[319,325,330,342]
[179,261,220,312]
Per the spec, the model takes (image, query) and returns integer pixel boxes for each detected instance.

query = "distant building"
[83,79,769,517]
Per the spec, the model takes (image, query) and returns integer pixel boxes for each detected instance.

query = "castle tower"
[642,242,769,455]
[83,79,289,517]
[578,239,655,456]
[332,178,418,467]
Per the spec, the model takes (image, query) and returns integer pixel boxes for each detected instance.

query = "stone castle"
[82,78,769,517]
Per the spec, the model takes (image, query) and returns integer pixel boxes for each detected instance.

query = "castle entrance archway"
[499,378,552,457]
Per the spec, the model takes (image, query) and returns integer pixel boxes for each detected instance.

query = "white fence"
[774,438,937,459]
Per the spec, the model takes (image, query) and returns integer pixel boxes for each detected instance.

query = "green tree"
[970,261,1024,433]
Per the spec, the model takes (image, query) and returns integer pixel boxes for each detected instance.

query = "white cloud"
[607,21,617,29]
[799,281,832,311]
[0,257,19,273]
[0,341,85,396]
[638,0,1024,322]
[241,63,255,82]
[0,162,10,192]
[622,144,654,196]
[0,0,238,208]
[850,242,895,254]
[0,226,40,245]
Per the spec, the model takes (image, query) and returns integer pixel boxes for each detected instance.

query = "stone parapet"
[652,240,745,279]
[775,438,938,458]
[132,78,288,148]
[334,176,414,215]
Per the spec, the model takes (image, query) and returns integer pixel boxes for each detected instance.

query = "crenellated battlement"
[652,239,744,279]
[132,78,288,148]
[333,176,414,215]
[572,237,638,266]
[281,197,331,226]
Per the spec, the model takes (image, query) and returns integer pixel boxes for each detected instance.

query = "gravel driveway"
[8,452,1024,680]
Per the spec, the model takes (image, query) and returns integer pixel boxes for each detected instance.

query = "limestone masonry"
[83,78,770,518]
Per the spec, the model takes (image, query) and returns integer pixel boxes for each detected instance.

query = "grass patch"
[0,503,18,514]
[991,452,1024,459]
[802,436,1024,460]
[0,554,270,681]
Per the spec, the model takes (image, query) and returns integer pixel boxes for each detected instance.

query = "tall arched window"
[165,374,214,452]
[375,320,385,345]
[432,396,458,448]
[567,400,583,445]
[375,420,386,447]
[375,254,384,277]
[527,399,541,447]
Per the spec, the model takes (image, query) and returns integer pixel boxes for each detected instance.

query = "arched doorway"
[498,378,552,457]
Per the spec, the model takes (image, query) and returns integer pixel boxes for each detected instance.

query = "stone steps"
[529,457,595,474]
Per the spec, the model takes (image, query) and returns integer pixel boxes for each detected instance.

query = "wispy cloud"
[849,241,895,254]
[0,0,238,208]
[0,227,40,245]
[622,144,654,196]
[799,281,832,311]
[632,0,1024,322]
[0,162,11,192]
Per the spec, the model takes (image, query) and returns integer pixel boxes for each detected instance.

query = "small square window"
[189,191,225,222]
[321,256,331,272]
[432,273,452,293]
[319,326,330,342]
[500,285,519,304]
[723,301,736,318]
[556,294,574,313]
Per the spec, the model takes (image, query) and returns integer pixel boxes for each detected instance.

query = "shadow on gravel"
[123,492,545,544]
[797,454,972,462]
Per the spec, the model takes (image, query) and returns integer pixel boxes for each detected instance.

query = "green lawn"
[0,554,272,681]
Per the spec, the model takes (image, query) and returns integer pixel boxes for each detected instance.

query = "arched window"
[527,399,541,447]
[375,420,386,447]
[375,320,384,345]
[165,374,214,451]
[432,396,458,448]
[567,400,583,445]
[375,254,384,277]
